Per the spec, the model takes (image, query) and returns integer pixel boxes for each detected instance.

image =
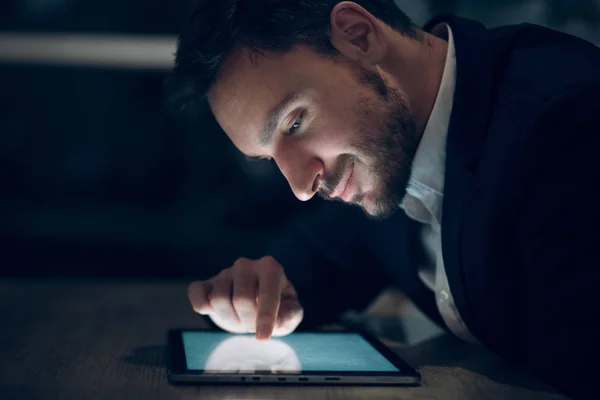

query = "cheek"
[308,115,360,157]
[284,103,366,165]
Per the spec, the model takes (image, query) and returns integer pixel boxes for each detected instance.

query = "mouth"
[330,163,355,201]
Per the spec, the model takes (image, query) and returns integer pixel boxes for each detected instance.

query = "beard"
[318,64,420,220]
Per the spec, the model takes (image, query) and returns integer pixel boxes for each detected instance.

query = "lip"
[331,163,355,201]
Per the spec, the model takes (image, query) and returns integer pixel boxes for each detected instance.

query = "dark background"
[1,0,598,280]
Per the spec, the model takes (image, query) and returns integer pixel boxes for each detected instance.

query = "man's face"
[209,46,420,219]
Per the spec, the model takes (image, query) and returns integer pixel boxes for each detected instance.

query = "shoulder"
[492,22,600,101]
[485,22,600,176]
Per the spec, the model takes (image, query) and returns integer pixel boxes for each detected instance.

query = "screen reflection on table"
[204,335,302,374]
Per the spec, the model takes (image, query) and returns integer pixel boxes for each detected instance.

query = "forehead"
[207,47,352,153]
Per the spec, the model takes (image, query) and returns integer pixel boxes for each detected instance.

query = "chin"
[360,193,398,221]
[360,197,377,215]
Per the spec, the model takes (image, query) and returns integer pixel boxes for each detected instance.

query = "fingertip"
[256,324,273,341]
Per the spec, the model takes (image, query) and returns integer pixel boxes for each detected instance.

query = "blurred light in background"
[0,33,176,69]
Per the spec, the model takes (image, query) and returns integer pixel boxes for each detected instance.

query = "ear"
[329,2,386,65]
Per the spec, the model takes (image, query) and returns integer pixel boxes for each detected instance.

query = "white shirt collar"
[401,24,457,225]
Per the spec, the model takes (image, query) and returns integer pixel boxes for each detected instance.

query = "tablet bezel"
[167,329,421,385]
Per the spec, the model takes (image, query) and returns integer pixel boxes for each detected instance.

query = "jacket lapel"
[423,15,495,339]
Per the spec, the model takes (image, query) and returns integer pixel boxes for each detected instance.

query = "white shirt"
[401,24,479,344]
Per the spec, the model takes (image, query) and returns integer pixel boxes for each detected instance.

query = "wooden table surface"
[0,280,567,400]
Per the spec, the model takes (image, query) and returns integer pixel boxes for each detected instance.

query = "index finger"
[188,280,213,315]
[255,264,285,340]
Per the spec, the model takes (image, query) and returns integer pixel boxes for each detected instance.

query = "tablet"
[167,329,420,385]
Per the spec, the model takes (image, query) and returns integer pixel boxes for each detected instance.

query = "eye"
[286,113,304,136]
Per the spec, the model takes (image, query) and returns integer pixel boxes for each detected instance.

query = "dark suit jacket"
[268,15,600,399]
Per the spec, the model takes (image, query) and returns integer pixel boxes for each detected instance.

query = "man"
[167,1,600,397]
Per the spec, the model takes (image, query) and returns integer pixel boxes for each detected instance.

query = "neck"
[381,30,449,136]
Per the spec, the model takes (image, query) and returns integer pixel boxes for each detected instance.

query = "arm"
[266,201,394,328]
[189,187,416,338]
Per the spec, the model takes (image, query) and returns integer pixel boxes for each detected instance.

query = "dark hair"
[166,0,416,120]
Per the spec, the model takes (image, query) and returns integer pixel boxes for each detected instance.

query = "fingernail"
[256,324,271,340]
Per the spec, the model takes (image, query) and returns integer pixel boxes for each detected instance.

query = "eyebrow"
[258,91,302,147]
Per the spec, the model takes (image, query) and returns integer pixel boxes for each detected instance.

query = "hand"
[188,256,304,340]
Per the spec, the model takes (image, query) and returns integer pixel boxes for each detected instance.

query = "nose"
[276,153,323,201]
